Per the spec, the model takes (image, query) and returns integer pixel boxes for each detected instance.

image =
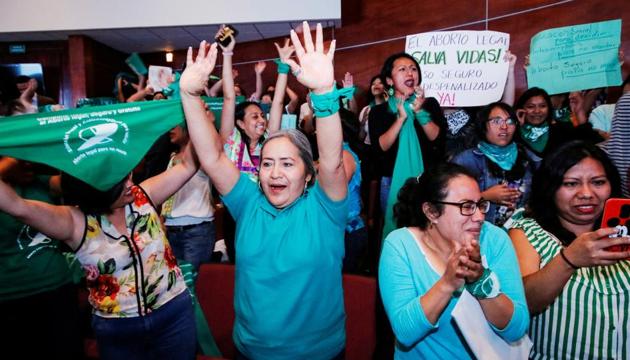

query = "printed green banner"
[0,100,184,191]
[527,19,622,95]
[0,96,240,190]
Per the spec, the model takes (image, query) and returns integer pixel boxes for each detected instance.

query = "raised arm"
[0,177,84,249]
[501,50,517,106]
[284,22,346,201]
[218,30,237,141]
[251,61,266,102]
[140,141,199,206]
[342,72,359,114]
[180,41,241,195]
[268,39,294,133]
[285,85,299,114]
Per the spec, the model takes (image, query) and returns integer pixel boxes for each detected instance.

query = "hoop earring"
[258,180,263,192]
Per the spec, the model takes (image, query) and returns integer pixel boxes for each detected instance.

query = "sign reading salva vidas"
[0,100,184,191]
[527,19,622,95]
[405,30,510,107]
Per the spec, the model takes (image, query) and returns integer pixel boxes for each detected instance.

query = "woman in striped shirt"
[509,140,630,359]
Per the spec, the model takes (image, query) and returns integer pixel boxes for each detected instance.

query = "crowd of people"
[1,20,630,360]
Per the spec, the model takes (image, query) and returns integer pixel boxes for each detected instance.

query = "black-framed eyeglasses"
[433,199,491,216]
[488,117,516,127]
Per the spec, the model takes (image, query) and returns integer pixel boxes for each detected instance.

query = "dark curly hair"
[526,140,621,245]
[394,162,476,229]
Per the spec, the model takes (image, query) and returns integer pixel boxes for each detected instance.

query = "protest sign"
[405,30,510,107]
[527,19,622,95]
[148,65,173,92]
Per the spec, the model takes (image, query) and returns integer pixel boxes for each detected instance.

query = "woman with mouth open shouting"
[453,102,541,227]
[367,52,441,239]
[509,141,630,359]
[179,22,349,360]
[378,162,529,359]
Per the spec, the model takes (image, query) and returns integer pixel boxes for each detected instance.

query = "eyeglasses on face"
[487,117,516,127]
[433,199,491,216]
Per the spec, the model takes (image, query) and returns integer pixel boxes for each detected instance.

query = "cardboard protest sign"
[148,65,173,92]
[527,19,622,95]
[405,30,510,107]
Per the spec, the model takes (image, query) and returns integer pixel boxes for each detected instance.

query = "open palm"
[180,41,218,96]
[285,22,335,94]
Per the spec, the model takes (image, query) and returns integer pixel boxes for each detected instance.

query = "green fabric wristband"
[310,85,355,118]
[273,59,290,74]
[415,109,432,125]
[465,267,501,299]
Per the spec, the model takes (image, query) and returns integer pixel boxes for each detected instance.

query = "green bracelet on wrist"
[273,59,290,74]
[310,85,355,118]
[465,268,501,299]
[415,109,432,125]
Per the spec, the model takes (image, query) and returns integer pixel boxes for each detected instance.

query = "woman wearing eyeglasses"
[378,162,529,359]
[453,102,541,227]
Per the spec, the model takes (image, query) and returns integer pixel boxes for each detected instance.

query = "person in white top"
[162,123,216,272]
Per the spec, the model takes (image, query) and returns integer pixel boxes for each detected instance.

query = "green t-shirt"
[0,176,74,301]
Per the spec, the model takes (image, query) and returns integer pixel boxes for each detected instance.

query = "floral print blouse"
[74,186,186,318]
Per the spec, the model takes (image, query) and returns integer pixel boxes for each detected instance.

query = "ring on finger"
[292,68,302,77]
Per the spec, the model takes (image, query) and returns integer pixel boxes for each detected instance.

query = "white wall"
[0,0,341,32]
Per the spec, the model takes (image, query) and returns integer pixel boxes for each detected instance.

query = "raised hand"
[180,40,219,96]
[254,61,267,75]
[504,50,517,68]
[274,38,295,63]
[342,72,354,88]
[216,25,235,53]
[284,21,335,94]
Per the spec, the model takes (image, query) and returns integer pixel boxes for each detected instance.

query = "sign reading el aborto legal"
[0,97,236,191]
[527,19,622,95]
[405,30,510,107]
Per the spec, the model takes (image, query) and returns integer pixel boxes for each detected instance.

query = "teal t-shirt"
[0,176,74,301]
[222,173,348,360]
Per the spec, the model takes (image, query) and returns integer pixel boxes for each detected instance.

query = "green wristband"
[310,85,355,118]
[273,59,290,74]
[465,268,501,299]
[415,109,432,125]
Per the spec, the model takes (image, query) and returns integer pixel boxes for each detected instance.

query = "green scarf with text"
[0,100,185,191]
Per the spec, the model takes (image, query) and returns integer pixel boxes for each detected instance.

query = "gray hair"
[262,129,316,186]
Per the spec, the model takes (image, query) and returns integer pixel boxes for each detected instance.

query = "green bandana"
[477,141,517,171]
[0,100,185,191]
[382,95,427,239]
[519,122,549,154]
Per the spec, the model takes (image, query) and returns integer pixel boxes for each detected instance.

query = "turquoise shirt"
[222,173,348,360]
[378,222,529,359]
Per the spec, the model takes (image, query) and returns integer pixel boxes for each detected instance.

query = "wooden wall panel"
[2,0,629,108]
[144,0,630,107]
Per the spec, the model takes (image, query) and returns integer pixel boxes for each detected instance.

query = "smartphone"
[215,25,239,47]
[600,198,630,252]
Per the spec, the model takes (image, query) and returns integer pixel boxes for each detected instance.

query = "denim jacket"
[452,147,541,226]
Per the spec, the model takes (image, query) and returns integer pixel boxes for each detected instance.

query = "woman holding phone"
[509,140,630,359]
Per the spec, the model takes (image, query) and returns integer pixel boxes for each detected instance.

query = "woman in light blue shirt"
[379,162,529,359]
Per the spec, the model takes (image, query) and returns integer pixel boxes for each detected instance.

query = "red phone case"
[600,198,630,252]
